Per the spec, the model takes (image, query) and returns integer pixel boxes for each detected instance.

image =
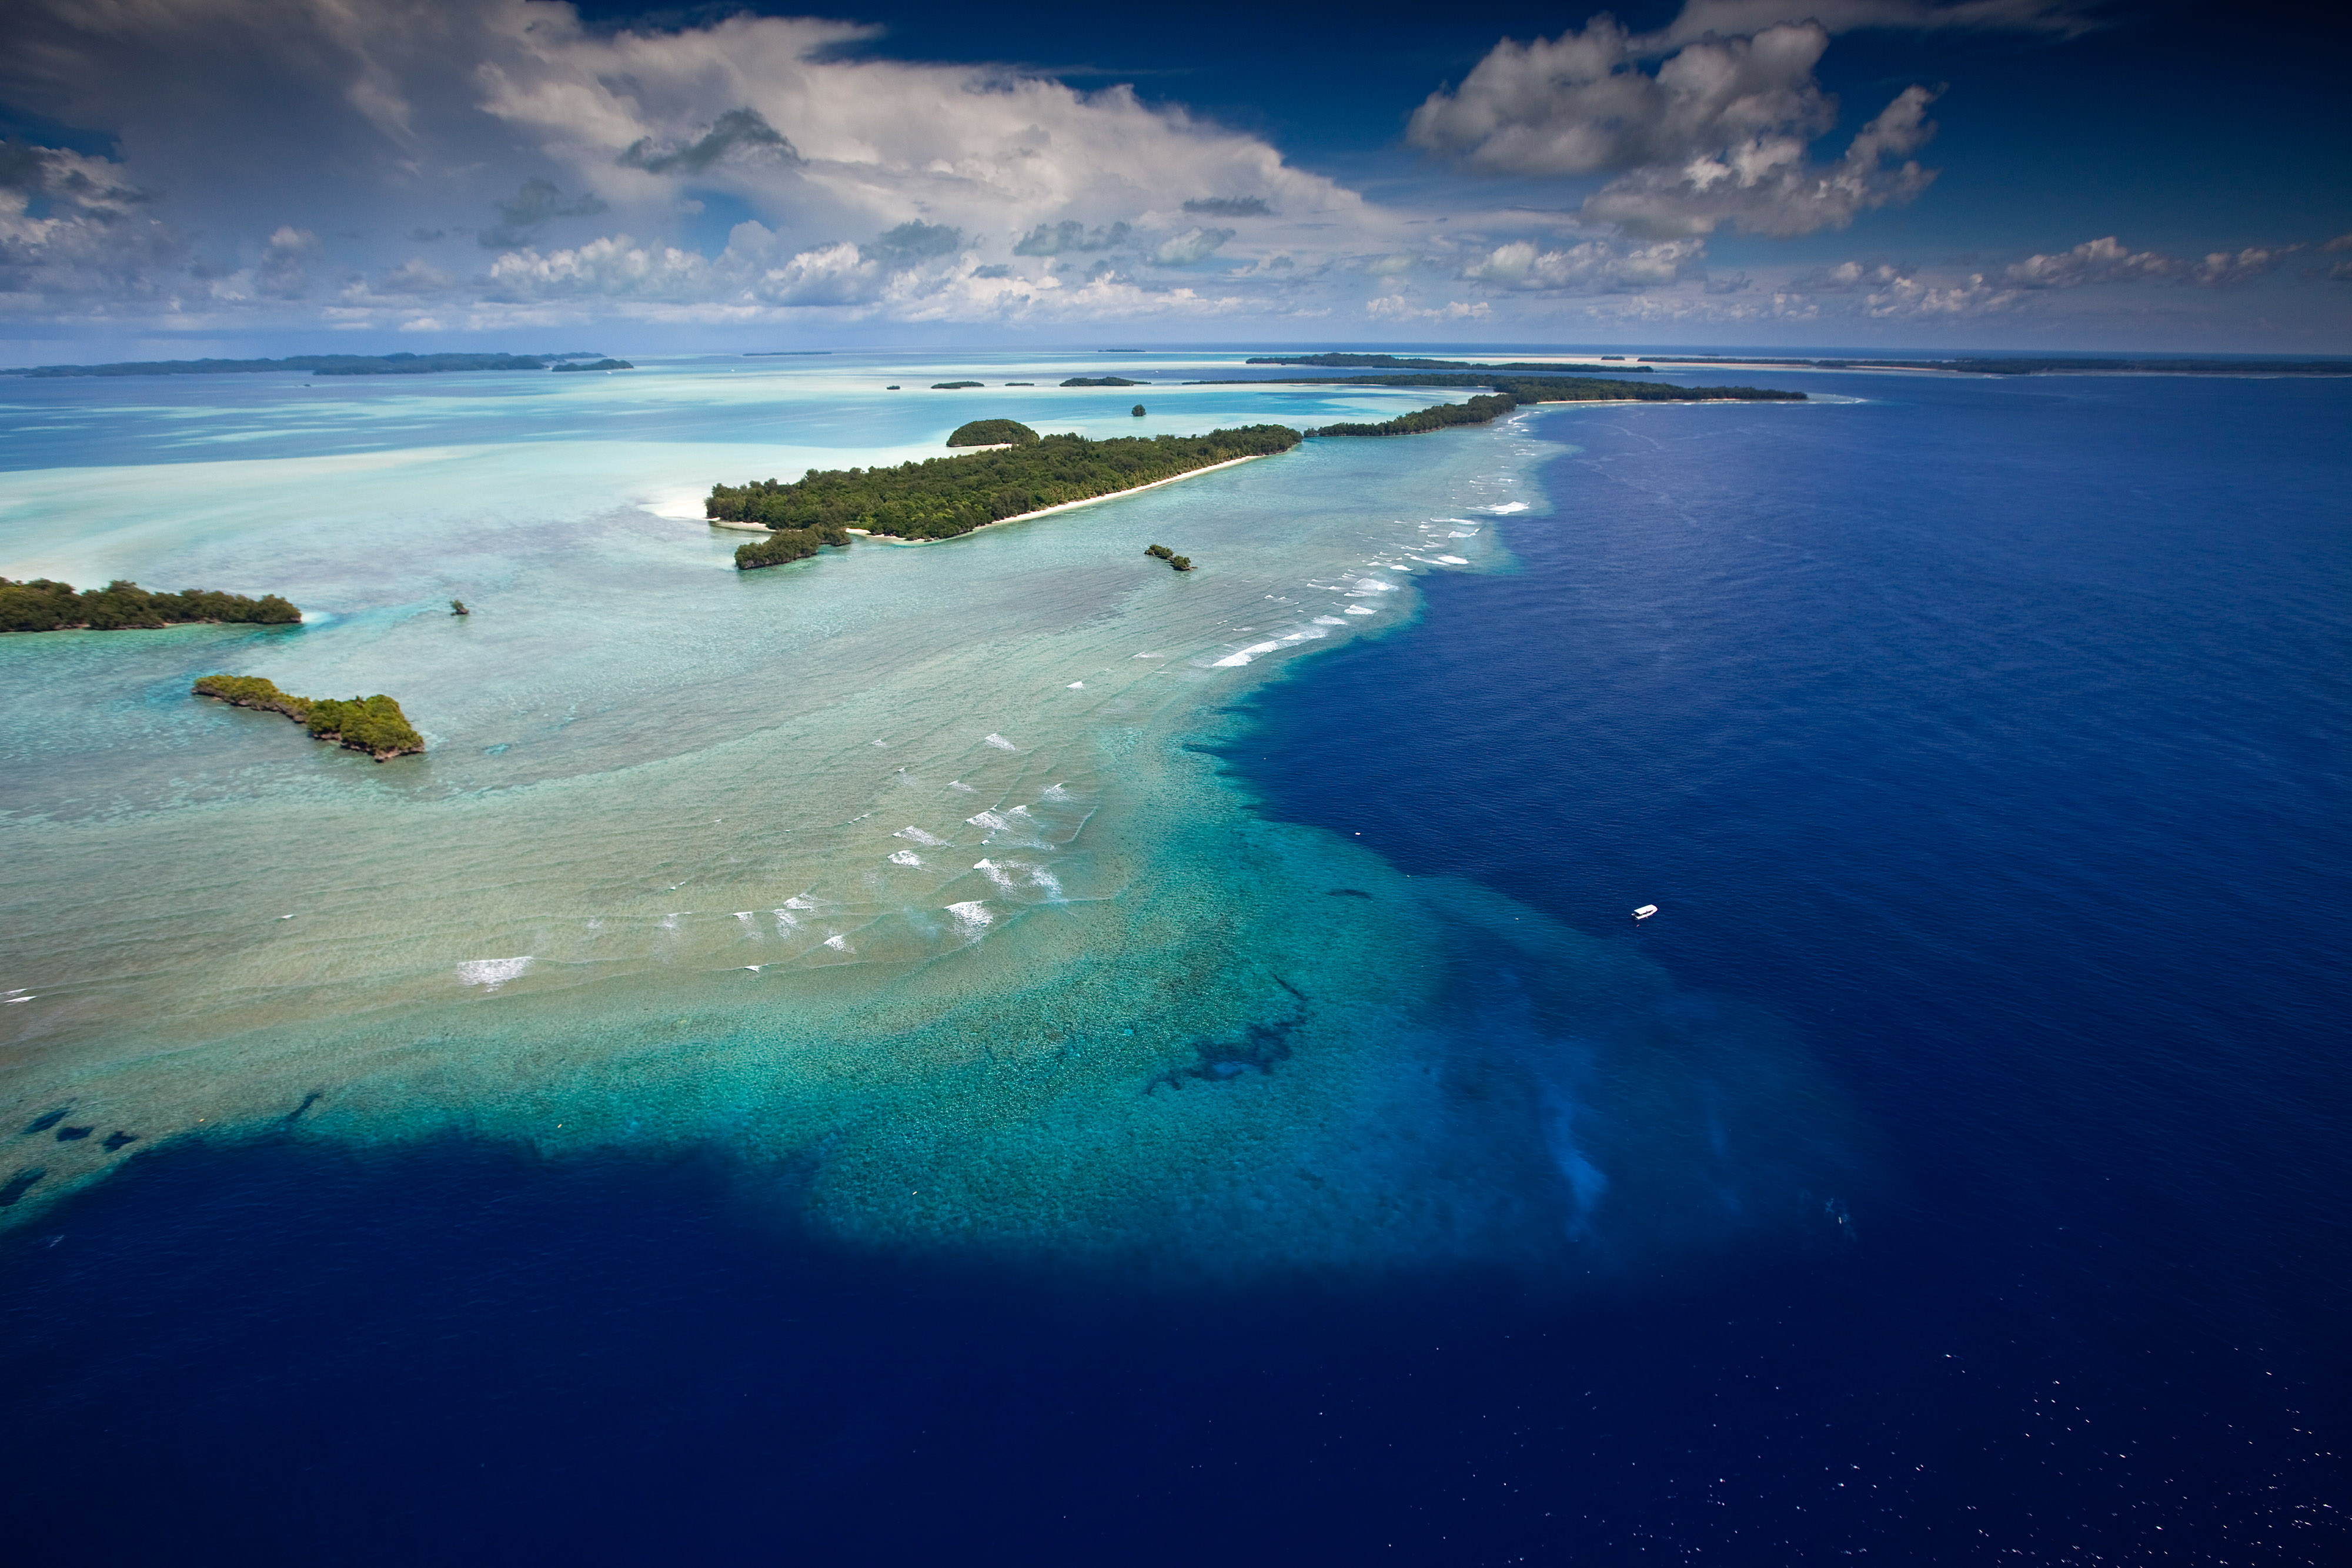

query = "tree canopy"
[709,425,1299,551]
[193,675,423,760]
[2,578,301,633]
[947,419,1040,447]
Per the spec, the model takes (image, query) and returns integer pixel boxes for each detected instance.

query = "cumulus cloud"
[2002,235,2174,288]
[0,0,1369,328]
[1412,18,1940,238]
[2003,236,2297,289]
[0,138,183,305]
[1366,295,1492,321]
[1464,237,1706,292]
[618,108,801,176]
[1151,227,1235,266]
[0,139,151,214]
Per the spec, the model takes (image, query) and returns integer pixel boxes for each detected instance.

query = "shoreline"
[711,451,1279,543]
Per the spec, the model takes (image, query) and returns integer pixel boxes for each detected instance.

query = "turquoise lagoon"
[0,353,1860,1273]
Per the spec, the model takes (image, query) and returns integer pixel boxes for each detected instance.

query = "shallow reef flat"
[0,365,1864,1278]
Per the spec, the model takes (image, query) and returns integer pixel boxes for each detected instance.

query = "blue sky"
[2,0,2346,357]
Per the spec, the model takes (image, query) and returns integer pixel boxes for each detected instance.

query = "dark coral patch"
[1325,888,1372,898]
[55,1126,93,1142]
[102,1132,139,1152]
[0,1169,45,1206]
[24,1108,69,1134]
[1150,1016,1302,1092]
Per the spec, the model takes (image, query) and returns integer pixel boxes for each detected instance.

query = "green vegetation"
[1005,381,1034,386]
[450,599,470,616]
[1304,376,1800,440]
[1171,555,1193,571]
[6,352,601,378]
[1311,393,1518,437]
[1060,376,1145,387]
[1132,404,1147,417]
[947,419,1040,447]
[1144,544,1194,570]
[708,425,1299,550]
[192,675,423,760]
[1245,353,1650,373]
[1201,372,1804,404]
[1,578,301,633]
[732,523,854,571]
[933,380,985,389]
[552,358,633,372]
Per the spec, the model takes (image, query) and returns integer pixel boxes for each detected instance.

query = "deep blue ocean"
[3,369,2346,1563]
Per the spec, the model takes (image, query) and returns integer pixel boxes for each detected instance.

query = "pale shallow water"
[0,353,1859,1275]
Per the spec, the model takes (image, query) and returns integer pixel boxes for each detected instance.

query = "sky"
[2,0,2347,358]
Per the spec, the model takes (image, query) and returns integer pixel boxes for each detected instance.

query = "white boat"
[1631,904,1658,921]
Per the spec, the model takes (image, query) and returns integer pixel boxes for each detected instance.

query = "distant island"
[5,352,609,378]
[1245,353,1651,373]
[193,675,423,760]
[933,380,986,389]
[947,419,1040,447]
[1061,376,1146,387]
[1198,372,1804,407]
[552,358,634,372]
[2,577,301,633]
[1311,394,1520,437]
[710,425,1301,566]
[1642,355,2352,376]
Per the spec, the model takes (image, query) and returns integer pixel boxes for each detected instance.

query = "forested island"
[1060,376,1145,387]
[947,419,1040,447]
[1197,372,1803,405]
[192,676,423,760]
[552,358,633,372]
[1245,353,1650,373]
[1645,355,2352,376]
[2,578,301,633]
[1297,376,1799,437]
[1311,394,1519,437]
[5,352,607,378]
[710,425,1301,566]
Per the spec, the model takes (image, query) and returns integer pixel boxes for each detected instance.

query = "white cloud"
[2003,236,2176,288]
[0,0,1378,328]
[1365,294,1492,321]
[1464,238,1706,292]
[1410,19,1940,237]
[2002,236,2297,290]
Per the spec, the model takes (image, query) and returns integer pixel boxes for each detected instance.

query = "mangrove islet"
[192,674,425,760]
